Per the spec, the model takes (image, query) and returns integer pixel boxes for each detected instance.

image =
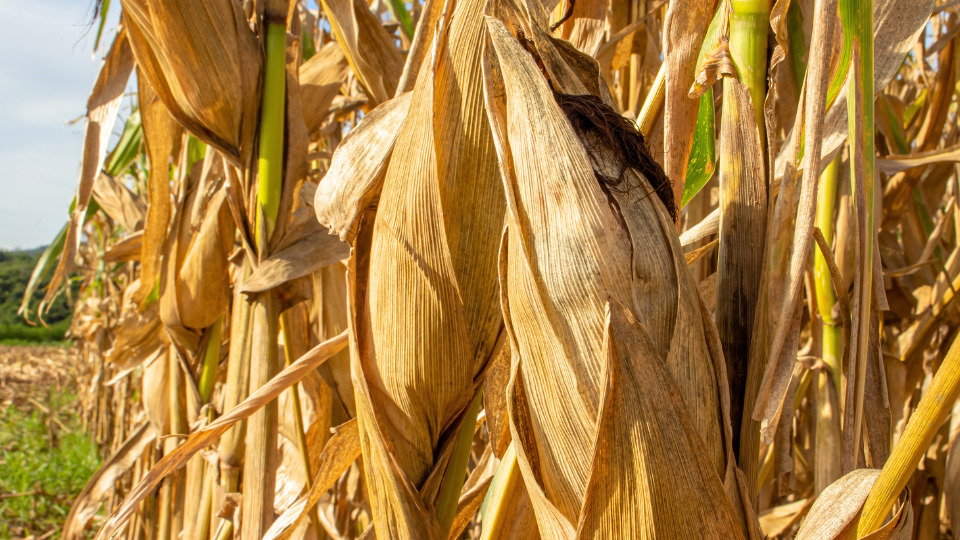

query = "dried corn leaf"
[315,91,412,243]
[662,0,716,208]
[772,0,936,188]
[103,231,144,263]
[877,144,960,175]
[42,30,134,314]
[92,172,147,232]
[300,42,351,135]
[574,301,745,540]
[320,0,404,106]
[135,75,181,306]
[93,331,348,540]
[755,0,839,441]
[795,469,912,540]
[716,78,767,448]
[758,498,812,537]
[263,419,362,540]
[120,0,261,163]
[242,208,349,294]
[553,0,606,55]
[177,189,234,329]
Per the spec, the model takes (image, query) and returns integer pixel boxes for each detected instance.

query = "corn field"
[20,0,960,537]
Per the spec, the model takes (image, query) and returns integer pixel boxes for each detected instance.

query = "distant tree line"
[0,249,74,342]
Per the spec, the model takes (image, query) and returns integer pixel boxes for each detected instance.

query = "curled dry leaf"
[320,0,404,106]
[176,188,235,330]
[103,230,144,263]
[134,73,181,307]
[795,469,912,540]
[242,208,350,294]
[119,0,262,163]
[105,279,169,371]
[263,419,363,540]
[300,42,351,135]
[92,172,147,232]
[42,29,134,315]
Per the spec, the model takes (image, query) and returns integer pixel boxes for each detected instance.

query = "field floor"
[0,345,99,540]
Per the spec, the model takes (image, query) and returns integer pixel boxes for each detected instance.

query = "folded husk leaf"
[344,0,505,535]
[574,301,746,540]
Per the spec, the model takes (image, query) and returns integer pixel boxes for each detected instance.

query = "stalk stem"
[856,333,960,536]
[815,156,842,391]
[841,0,875,471]
[279,312,324,536]
[255,21,288,247]
[436,388,483,536]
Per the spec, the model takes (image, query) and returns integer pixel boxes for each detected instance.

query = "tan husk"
[341,0,505,535]
[483,15,732,538]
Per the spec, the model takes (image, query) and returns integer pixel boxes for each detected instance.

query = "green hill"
[0,249,74,343]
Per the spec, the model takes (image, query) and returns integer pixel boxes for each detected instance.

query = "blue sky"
[0,0,122,250]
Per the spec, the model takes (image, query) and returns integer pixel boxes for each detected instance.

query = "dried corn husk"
[482,16,736,538]
[326,0,506,536]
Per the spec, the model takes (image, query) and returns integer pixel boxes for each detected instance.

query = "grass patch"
[0,391,99,539]
[0,321,71,345]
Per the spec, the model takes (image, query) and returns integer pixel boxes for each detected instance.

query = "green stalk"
[242,8,288,540]
[730,0,771,136]
[856,333,960,536]
[814,156,844,496]
[436,388,483,536]
[197,316,223,403]
[815,156,842,393]
[255,21,288,248]
[841,0,875,469]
